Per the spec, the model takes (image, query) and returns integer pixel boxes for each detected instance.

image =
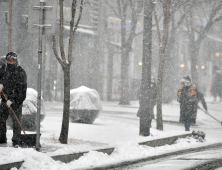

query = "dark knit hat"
[183,76,191,82]
[6,52,17,61]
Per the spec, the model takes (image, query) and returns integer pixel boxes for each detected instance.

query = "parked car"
[7,88,46,131]
[70,86,102,124]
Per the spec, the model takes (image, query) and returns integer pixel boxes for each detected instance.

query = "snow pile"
[3,148,69,170]
[174,136,204,144]
[22,88,45,116]
[68,138,204,169]
[0,138,204,170]
[70,86,102,111]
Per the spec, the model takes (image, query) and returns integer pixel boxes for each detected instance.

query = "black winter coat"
[177,84,207,124]
[0,62,27,110]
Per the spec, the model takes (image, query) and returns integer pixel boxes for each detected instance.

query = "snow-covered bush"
[7,88,46,131]
[0,56,6,78]
[70,86,102,124]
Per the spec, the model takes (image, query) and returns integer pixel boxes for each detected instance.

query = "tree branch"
[52,35,65,68]
[67,0,77,64]
[59,0,66,63]
[117,0,122,19]
[154,10,161,46]
[104,0,119,17]
[126,0,142,49]
[74,0,84,33]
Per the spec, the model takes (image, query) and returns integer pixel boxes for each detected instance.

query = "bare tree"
[105,0,143,104]
[162,3,186,103]
[154,0,189,130]
[52,0,83,144]
[184,0,222,88]
[118,0,143,105]
[155,0,171,130]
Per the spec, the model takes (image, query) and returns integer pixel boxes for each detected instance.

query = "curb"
[51,133,192,163]
[0,161,24,170]
[86,143,222,170]
[0,133,192,170]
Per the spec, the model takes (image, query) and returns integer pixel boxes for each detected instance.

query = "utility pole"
[8,0,12,52]
[30,0,53,151]
[139,0,153,136]
[35,0,44,151]
[28,0,57,151]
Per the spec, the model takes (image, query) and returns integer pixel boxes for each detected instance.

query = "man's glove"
[0,84,3,92]
[6,100,12,108]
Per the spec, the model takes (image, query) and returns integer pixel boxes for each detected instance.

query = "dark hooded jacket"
[177,84,207,123]
[0,62,27,110]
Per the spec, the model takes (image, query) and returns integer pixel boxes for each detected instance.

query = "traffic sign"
[28,0,57,34]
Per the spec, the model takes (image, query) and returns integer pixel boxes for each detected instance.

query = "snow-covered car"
[70,86,102,124]
[7,88,46,131]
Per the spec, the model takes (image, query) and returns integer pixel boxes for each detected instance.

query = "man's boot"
[0,123,7,144]
[12,140,19,148]
[0,136,7,144]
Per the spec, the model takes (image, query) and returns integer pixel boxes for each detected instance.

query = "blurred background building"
[0,0,221,102]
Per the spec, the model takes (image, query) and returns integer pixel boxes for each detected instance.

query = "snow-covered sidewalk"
[0,97,222,170]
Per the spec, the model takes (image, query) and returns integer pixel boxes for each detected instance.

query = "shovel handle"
[2,91,26,134]
[198,105,222,125]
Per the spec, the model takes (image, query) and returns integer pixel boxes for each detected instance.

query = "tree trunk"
[119,49,130,105]
[156,49,164,130]
[107,50,113,101]
[139,0,153,136]
[117,1,142,105]
[190,40,199,88]
[162,31,175,103]
[156,0,171,131]
[59,65,71,144]
[44,37,52,101]
[119,2,130,105]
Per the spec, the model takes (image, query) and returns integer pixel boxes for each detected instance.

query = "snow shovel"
[2,91,38,147]
[198,106,222,126]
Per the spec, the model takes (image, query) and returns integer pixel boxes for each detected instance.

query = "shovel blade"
[18,134,41,148]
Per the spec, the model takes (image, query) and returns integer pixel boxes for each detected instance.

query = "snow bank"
[67,138,204,169]
[0,137,204,170]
